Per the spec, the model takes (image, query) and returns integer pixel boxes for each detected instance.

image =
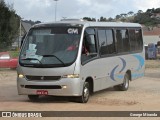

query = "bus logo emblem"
[67,28,78,34]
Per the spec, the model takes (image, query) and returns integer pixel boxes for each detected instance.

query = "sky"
[4,0,160,22]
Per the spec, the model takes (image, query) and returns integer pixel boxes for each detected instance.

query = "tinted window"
[116,29,130,53]
[106,30,115,54]
[86,35,97,53]
[20,27,82,67]
[98,30,107,55]
[81,28,97,63]
[129,29,136,51]
[129,29,143,51]
[98,29,115,55]
[85,28,95,34]
[135,29,143,51]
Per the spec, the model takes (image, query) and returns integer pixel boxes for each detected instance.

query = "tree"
[138,10,143,14]
[82,7,160,26]
[154,8,160,13]
[128,11,134,16]
[120,13,127,18]
[115,15,121,20]
[35,21,41,24]
[99,16,107,22]
[108,17,114,22]
[23,20,41,25]
[146,8,155,13]
[91,18,96,21]
[83,17,93,21]
[0,0,19,51]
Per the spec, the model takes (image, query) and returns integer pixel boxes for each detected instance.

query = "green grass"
[8,51,19,58]
[145,60,160,68]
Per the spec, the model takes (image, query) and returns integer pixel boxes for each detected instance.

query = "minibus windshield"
[20,27,82,67]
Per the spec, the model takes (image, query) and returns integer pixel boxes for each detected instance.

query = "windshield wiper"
[42,54,66,66]
[21,58,42,64]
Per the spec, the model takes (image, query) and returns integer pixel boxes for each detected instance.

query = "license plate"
[36,90,48,95]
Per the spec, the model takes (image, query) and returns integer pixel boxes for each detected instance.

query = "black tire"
[114,73,129,91]
[77,82,90,103]
[28,95,39,102]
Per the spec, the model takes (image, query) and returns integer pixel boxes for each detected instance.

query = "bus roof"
[32,21,142,28]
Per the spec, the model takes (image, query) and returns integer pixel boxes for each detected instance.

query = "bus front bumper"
[17,77,83,96]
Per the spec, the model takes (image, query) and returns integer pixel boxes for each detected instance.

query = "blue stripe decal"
[116,75,124,79]
[110,65,119,81]
[133,55,145,71]
[132,73,144,78]
[110,57,126,81]
[110,55,144,81]
[119,57,126,73]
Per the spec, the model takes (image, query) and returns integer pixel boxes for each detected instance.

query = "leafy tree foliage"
[83,7,160,27]
[99,16,107,21]
[134,8,160,26]
[23,20,41,26]
[0,0,19,51]
[83,17,96,21]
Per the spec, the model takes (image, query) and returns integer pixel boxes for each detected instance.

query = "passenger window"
[81,28,97,63]
[106,30,116,54]
[116,29,130,53]
[129,29,136,51]
[129,29,143,52]
[86,35,97,53]
[135,29,143,51]
[98,30,107,55]
[98,29,115,55]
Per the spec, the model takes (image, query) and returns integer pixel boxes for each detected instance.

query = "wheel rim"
[124,75,129,88]
[83,85,89,102]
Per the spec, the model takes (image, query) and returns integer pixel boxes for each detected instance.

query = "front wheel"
[114,73,129,91]
[77,81,90,103]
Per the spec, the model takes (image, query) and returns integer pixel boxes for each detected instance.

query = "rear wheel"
[28,95,39,102]
[77,81,90,103]
[114,73,129,91]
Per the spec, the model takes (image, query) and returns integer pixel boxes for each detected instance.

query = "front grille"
[25,85,62,89]
[25,76,61,81]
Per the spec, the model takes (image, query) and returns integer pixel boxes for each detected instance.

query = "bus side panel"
[80,53,145,92]
[80,56,124,92]
[130,53,145,81]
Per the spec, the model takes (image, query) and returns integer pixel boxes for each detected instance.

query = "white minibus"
[17,21,145,103]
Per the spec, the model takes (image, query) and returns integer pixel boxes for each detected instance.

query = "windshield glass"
[20,27,82,67]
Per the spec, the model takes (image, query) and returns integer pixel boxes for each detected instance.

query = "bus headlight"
[62,74,79,78]
[18,74,24,78]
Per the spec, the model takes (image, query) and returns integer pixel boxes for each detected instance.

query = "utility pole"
[19,18,22,49]
[19,17,23,49]
[54,0,59,22]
